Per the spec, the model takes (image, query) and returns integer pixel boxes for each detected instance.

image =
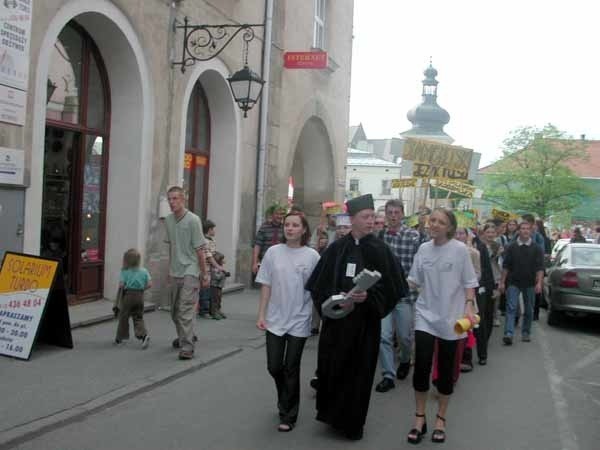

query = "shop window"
[183,83,211,218]
[42,21,110,302]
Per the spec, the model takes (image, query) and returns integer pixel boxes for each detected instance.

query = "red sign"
[284,51,328,69]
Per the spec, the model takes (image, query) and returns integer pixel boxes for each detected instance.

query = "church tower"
[401,60,454,144]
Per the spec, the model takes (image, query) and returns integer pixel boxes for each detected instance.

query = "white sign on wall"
[0,146,25,185]
[0,84,25,125]
[0,0,33,126]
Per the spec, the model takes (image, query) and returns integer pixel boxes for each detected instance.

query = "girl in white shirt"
[256,212,320,433]
[406,209,478,444]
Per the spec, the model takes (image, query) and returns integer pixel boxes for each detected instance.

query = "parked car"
[545,243,600,325]
[550,238,594,263]
[550,239,570,263]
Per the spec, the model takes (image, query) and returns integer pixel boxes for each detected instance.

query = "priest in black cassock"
[306,194,407,440]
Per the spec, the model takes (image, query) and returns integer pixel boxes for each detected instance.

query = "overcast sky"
[349,0,599,165]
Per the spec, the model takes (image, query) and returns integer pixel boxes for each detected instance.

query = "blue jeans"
[379,301,414,379]
[504,285,535,337]
[198,287,211,314]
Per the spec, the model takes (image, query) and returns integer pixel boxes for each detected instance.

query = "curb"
[69,284,245,330]
[70,303,157,330]
[0,347,243,450]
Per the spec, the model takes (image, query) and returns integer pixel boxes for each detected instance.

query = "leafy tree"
[484,124,590,220]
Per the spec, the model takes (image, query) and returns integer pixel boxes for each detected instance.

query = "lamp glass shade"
[227,65,265,117]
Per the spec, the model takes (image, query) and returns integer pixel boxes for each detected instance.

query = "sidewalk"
[0,287,260,449]
[69,282,245,329]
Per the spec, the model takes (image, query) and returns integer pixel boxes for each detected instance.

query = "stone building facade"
[0,0,354,304]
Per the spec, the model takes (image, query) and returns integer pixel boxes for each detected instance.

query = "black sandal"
[278,423,294,432]
[431,414,446,443]
[407,413,427,444]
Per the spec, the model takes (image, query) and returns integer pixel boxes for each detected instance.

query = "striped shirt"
[379,225,421,303]
[253,221,283,260]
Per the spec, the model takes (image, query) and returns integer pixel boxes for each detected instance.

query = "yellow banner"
[405,214,419,228]
[431,179,475,197]
[491,208,519,222]
[455,211,478,229]
[391,178,417,188]
[0,254,58,294]
[403,138,473,180]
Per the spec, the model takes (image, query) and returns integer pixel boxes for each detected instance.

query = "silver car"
[545,243,600,325]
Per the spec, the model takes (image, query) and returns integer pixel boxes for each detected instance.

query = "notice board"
[0,252,72,360]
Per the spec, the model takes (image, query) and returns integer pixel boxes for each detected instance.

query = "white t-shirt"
[255,244,320,337]
[408,239,479,340]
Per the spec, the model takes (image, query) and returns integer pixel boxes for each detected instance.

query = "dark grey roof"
[401,63,453,141]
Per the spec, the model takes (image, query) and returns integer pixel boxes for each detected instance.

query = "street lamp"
[227,65,264,118]
[172,18,265,118]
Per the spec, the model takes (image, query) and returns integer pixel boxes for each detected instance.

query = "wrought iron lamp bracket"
[172,17,264,73]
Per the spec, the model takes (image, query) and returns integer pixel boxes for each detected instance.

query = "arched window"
[183,82,211,218]
[42,21,110,301]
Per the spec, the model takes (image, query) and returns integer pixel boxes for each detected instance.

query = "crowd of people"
[112,185,596,443]
[250,193,583,443]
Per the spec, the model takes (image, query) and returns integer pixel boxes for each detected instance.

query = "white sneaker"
[493,319,500,327]
[141,335,150,349]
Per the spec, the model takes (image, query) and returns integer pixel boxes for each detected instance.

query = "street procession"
[1,1,599,449]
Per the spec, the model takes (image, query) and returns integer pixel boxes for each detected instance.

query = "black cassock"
[305,233,407,436]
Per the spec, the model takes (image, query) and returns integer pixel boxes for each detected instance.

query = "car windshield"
[571,246,600,266]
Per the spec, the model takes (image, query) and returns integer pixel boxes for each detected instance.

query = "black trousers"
[475,290,494,360]
[266,331,307,425]
[413,330,458,396]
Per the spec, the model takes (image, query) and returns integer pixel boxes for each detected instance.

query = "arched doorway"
[42,21,110,302]
[178,64,241,281]
[290,117,335,223]
[183,82,211,219]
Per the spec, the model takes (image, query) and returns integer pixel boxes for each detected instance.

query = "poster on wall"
[0,252,73,360]
[0,146,24,185]
[0,0,33,126]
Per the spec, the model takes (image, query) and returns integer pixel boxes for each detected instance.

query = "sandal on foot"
[278,423,294,432]
[407,413,427,444]
[431,414,446,443]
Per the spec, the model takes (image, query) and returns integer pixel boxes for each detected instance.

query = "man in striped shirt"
[375,199,421,393]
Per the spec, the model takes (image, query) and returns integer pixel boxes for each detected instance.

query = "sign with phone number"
[0,253,58,360]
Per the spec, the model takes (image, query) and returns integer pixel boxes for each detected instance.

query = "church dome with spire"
[401,61,454,144]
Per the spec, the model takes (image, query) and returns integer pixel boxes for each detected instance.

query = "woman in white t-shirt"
[256,212,320,433]
[406,208,479,444]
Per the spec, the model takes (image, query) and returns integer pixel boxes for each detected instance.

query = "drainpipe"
[255,0,274,230]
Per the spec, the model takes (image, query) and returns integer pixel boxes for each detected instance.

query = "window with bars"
[313,0,326,49]
[381,179,392,195]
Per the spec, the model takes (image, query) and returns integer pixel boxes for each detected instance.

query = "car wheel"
[547,308,562,326]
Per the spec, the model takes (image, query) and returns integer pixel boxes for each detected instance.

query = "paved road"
[4,299,600,450]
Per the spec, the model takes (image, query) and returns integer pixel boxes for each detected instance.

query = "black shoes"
[310,376,319,390]
[172,335,198,349]
[397,361,411,380]
[478,358,487,366]
[344,427,364,441]
[407,413,427,444]
[375,377,395,392]
[431,414,446,443]
[503,335,513,346]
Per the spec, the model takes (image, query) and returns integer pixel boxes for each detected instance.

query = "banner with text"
[391,178,418,189]
[430,178,476,197]
[0,253,71,360]
[402,138,473,180]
